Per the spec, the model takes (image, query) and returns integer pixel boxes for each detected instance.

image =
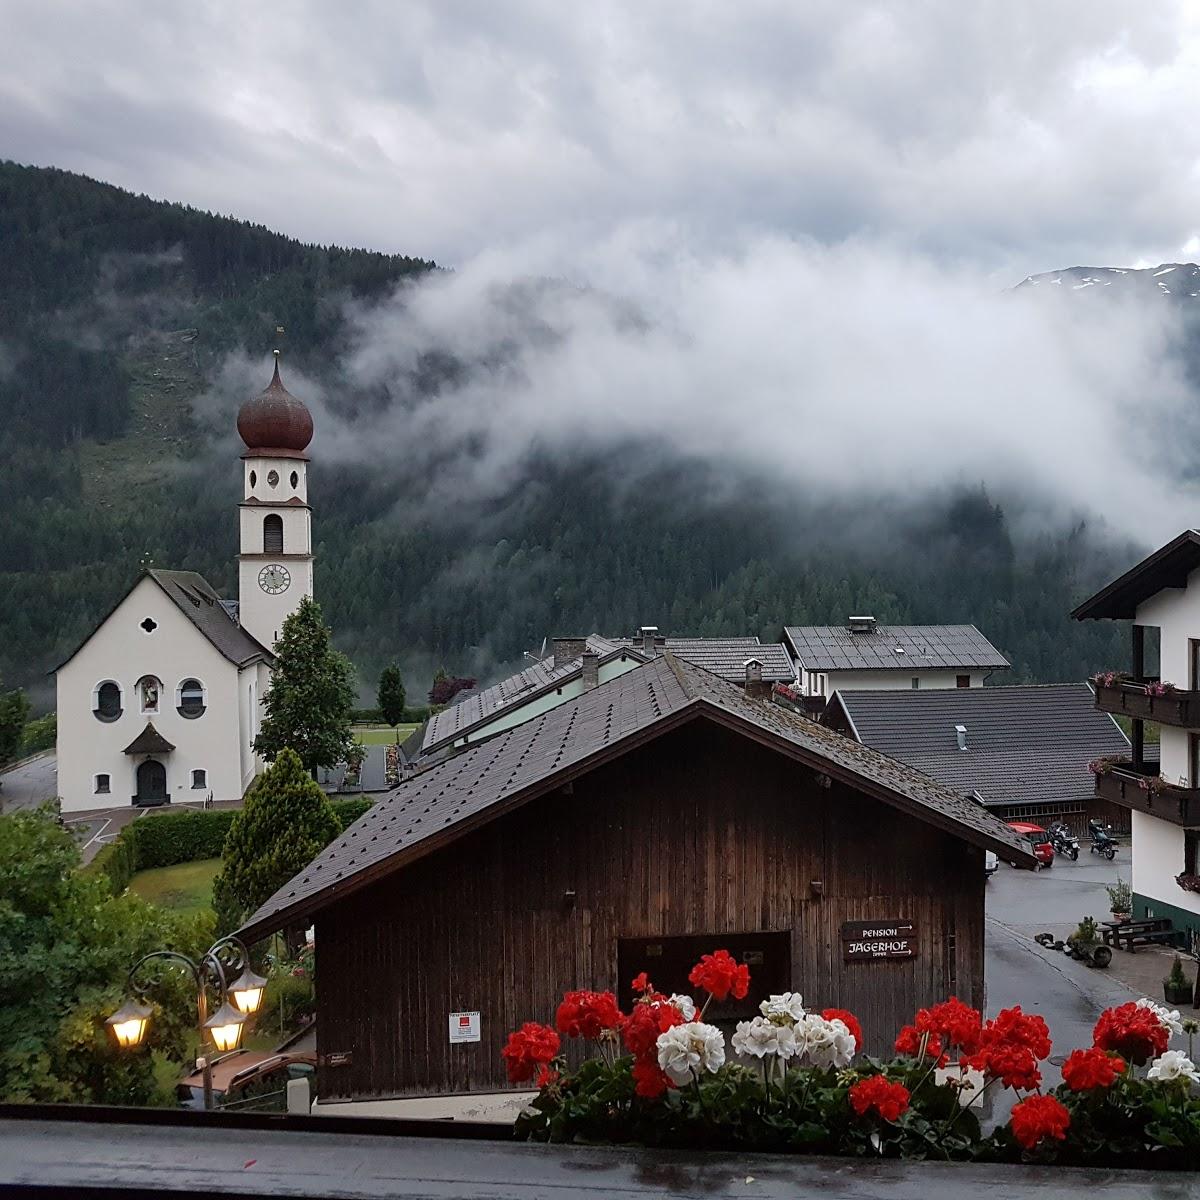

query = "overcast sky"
[3,1,1199,276]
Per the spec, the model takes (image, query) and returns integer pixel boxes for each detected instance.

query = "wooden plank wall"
[316,718,985,1099]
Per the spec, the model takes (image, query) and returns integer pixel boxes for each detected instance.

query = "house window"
[1186,830,1200,877]
[94,681,122,722]
[263,514,284,553]
[94,773,111,794]
[136,676,162,715]
[911,677,920,690]
[178,678,206,718]
[956,675,970,688]
[191,769,207,789]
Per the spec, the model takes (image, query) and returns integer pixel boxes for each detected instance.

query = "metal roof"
[240,656,1036,941]
[783,624,1009,672]
[420,636,632,753]
[1072,529,1200,621]
[606,636,796,682]
[826,684,1130,810]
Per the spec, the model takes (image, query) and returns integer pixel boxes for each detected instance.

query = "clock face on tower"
[258,564,291,594]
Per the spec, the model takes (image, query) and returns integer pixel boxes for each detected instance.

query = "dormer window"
[136,675,162,715]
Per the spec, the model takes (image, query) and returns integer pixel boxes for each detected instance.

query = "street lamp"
[106,935,262,1109]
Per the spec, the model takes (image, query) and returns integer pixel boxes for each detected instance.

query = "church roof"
[123,721,176,755]
[54,570,273,672]
[237,360,313,457]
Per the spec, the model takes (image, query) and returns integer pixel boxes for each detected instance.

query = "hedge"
[351,706,431,725]
[84,796,375,897]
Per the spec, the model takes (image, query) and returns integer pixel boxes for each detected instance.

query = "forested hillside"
[0,162,1130,702]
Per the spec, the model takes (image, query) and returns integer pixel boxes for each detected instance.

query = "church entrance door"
[135,759,168,806]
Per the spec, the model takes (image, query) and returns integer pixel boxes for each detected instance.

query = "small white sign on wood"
[449,1011,481,1044]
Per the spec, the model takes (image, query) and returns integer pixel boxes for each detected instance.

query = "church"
[54,357,316,813]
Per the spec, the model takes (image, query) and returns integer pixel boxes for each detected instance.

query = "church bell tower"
[236,352,315,648]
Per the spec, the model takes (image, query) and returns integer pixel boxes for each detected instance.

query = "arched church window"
[93,681,122,722]
[290,470,299,489]
[136,675,162,715]
[178,678,206,718]
[249,470,257,488]
[191,769,207,789]
[263,514,284,553]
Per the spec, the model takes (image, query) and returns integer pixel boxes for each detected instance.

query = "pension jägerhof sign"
[841,919,917,962]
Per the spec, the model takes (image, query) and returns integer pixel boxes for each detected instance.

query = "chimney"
[743,657,769,699]
[955,724,968,751]
[552,637,587,667]
[581,650,599,691]
[640,625,659,656]
[848,616,877,634]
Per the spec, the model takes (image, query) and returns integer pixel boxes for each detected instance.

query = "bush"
[256,971,316,1029]
[20,713,56,756]
[329,797,373,831]
[130,809,235,869]
[83,829,139,897]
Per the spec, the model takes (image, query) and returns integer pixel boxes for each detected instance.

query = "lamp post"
[105,935,267,1111]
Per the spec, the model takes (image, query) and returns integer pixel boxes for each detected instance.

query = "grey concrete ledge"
[0,1108,1194,1199]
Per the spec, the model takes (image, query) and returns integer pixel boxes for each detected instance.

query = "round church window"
[267,470,279,487]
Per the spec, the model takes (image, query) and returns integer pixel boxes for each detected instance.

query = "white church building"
[55,358,316,813]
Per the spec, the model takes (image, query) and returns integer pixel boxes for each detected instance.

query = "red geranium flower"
[535,1065,560,1089]
[501,1022,560,1084]
[630,972,652,994]
[919,997,983,1055]
[621,996,686,1059]
[967,1006,1051,1091]
[1009,1094,1070,1151]
[1092,1002,1169,1066]
[849,1074,910,1122]
[631,1057,673,1099]
[555,989,623,1039]
[894,1023,944,1062]
[687,949,750,1002]
[1061,1047,1126,1092]
[822,1008,863,1050]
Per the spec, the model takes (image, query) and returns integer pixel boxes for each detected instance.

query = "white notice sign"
[449,1011,481,1044]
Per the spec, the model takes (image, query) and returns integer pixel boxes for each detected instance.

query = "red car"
[1007,821,1055,868]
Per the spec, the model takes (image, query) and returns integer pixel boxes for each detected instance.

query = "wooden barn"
[238,655,1034,1107]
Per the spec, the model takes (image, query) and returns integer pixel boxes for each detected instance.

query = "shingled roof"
[826,685,1130,811]
[783,624,1009,673]
[239,655,1036,941]
[606,636,796,682]
[420,635,634,753]
[55,570,272,672]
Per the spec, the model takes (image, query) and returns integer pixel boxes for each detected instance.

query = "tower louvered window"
[263,514,283,553]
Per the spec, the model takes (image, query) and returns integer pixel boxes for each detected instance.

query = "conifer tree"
[214,747,341,925]
[253,596,356,773]
[377,662,406,734]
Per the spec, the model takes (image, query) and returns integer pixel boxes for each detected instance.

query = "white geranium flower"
[656,1021,726,1084]
[732,1016,798,1060]
[668,993,696,1020]
[759,992,806,1022]
[1136,997,1183,1037]
[794,1013,856,1070]
[1147,1050,1200,1084]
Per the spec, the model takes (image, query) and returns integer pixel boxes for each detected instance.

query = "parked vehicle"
[1047,821,1080,861]
[1088,819,1119,861]
[1006,821,1055,868]
[984,850,998,877]
[176,1049,316,1111]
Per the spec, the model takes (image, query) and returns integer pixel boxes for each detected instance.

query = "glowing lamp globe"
[105,999,153,1050]
[229,965,268,1016]
[204,1001,247,1053]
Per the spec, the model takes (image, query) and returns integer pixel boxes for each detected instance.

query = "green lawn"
[129,858,220,915]
[354,724,418,746]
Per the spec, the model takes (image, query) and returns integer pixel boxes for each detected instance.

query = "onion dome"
[237,358,314,455]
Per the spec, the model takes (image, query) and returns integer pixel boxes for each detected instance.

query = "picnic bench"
[1101,917,1178,952]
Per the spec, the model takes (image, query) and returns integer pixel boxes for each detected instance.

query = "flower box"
[1176,873,1200,895]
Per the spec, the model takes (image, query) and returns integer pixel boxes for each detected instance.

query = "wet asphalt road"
[984,851,1135,1092]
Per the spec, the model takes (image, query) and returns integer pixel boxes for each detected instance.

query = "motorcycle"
[1088,819,1118,861]
[1047,821,1080,861]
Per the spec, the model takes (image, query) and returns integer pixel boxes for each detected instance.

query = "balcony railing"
[1092,677,1200,730]
[1093,760,1200,827]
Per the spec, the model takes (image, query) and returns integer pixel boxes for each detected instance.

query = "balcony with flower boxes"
[1091,674,1200,730]
[1092,759,1200,827]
